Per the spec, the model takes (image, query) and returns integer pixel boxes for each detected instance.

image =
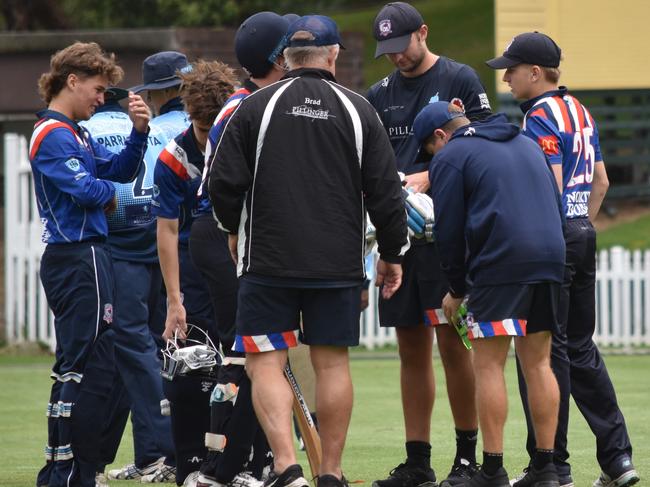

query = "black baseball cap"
[373,2,424,58]
[105,87,128,101]
[235,12,290,78]
[130,51,189,93]
[486,32,562,69]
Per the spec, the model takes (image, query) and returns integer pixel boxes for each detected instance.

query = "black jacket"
[209,68,408,280]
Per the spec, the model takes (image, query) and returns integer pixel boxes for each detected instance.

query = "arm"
[430,156,467,298]
[157,217,186,340]
[523,115,564,191]
[35,131,116,208]
[588,161,609,223]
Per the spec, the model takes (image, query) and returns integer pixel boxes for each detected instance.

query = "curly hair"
[38,42,124,104]
[179,60,238,127]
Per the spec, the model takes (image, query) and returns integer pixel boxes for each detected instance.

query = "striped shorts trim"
[234,329,300,353]
[467,318,527,339]
[424,308,448,326]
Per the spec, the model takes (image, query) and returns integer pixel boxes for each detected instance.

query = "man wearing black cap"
[367,3,491,486]
[486,32,638,487]
[209,14,408,487]
[416,100,565,487]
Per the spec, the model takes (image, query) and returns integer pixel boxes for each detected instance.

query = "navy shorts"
[234,278,362,352]
[466,282,561,340]
[378,244,448,327]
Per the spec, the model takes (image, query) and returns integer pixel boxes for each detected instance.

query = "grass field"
[0,353,648,487]
[597,213,650,250]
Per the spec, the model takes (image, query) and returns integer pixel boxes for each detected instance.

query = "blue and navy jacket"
[430,114,565,297]
[81,102,169,262]
[29,109,147,244]
[151,125,204,245]
[521,87,602,219]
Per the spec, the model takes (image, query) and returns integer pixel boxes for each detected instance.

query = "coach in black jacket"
[209,15,408,487]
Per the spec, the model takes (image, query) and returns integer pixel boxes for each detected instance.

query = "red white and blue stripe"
[234,329,300,352]
[467,318,527,339]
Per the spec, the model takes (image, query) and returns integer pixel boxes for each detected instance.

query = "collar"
[282,68,337,83]
[159,96,184,115]
[36,109,82,132]
[520,86,568,113]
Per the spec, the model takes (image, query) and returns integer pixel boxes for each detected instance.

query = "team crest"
[450,98,466,112]
[504,37,515,52]
[65,158,81,172]
[103,303,113,324]
[378,19,392,37]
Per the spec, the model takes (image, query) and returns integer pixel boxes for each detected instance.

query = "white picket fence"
[4,133,650,350]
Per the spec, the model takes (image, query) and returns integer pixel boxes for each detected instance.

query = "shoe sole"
[612,470,640,487]
[372,482,438,487]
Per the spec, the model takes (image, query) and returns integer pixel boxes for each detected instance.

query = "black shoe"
[511,464,559,487]
[264,465,309,487]
[466,467,509,487]
[594,456,639,487]
[318,475,350,487]
[440,459,480,486]
[372,463,438,487]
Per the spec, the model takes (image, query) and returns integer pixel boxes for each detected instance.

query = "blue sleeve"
[35,129,115,208]
[523,115,563,165]
[89,127,148,183]
[430,155,467,297]
[592,122,603,162]
[151,160,185,219]
[454,66,491,120]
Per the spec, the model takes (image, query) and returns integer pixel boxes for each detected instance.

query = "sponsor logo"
[74,172,88,181]
[463,127,476,137]
[566,191,590,218]
[286,105,336,121]
[381,77,390,88]
[388,125,411,137]
[378,19,392,37]
[429,92,439,103]
[478,93,491,110]
[538,135,559,156]
[201,381,213,393]
[188,456,202,464]
[65,158,81,172]
[103,303,113,324]
[450,98,466,112]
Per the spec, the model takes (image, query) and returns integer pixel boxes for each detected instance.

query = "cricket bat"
[284,362,322,478]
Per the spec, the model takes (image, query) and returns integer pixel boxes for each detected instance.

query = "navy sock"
[405,441,431,469]
[482,452,503,476]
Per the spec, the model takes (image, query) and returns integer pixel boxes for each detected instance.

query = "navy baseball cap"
[373,2,424,58]
[284,15,345,49]
[236,12,290,78]
[486,32,562,69]
[130,51,189,93]
[412,101,466,163]
[283,13,300,24]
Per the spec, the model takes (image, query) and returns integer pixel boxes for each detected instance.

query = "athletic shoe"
[230,472,264,487]
[510,467,572,487]
[264,464,309,487]
[108,457,165,480]
[183,471,226,487]
[510,463,559,487]
[593,458,640,487]
[372,463,438,487]
[440,458,480,486]
[466,467,510,487]
[141,464,176,483]
[317,475,350,487]
[96,472,110,487]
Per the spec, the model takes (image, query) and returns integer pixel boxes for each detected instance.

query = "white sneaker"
[141,464,176,483]
[96,472,110,487]
[108,457,165,480]
[229,472,263,487]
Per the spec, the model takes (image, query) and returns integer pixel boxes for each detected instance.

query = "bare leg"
[515,332,559,450]
[471,336,511,453]
[310,346,352,478]
[396,327,435,442]
[246,349,296,473]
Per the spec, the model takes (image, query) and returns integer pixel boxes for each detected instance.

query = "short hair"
[38,42,123,104]
[541,66,561,84]
[283,31,339,70]
[179,60,238,127]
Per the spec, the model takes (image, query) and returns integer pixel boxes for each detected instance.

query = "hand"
[104,195,117,215]
[128,92,151,134]
[442,292,464,325]
[228,234,238,264]
[375,259,402,299]
[360,288,369,311]
[403,170,430,194]
[163,300,187,340]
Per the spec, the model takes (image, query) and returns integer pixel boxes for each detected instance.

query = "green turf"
[332,0,495,99]
[597,213,650,250]
[0,353,648,486]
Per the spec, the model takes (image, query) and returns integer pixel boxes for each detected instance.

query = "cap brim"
[413,144,433,165]
[374,33,412,58]
[129,78,182,94]
[105,87,129,101]
[485,55,520,69]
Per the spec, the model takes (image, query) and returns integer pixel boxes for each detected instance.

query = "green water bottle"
[454,301,472,350]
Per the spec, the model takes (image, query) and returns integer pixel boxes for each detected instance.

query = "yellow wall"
[495,0,650,92]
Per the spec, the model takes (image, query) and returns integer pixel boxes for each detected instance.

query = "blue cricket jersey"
[29,109,147,244]
[521,87,602,219]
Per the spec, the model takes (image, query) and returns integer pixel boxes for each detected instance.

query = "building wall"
[494,0,650,92]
